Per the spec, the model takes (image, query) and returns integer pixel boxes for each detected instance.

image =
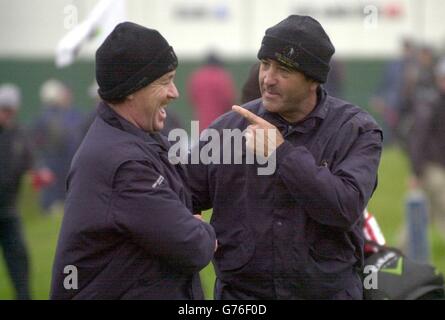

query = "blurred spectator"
[413,45,437,90]
[407,45,437,168]
[409,57,445,239]
[0,83,32,299]
[410,45,437,109]
[370,38,417,145]
[240,62,261,104]
[187,52,236,132]
[31,79,85,214]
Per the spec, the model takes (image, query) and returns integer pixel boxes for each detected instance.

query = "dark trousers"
[0,212,31,299]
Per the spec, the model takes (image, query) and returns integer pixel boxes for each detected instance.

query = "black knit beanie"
[96,22,178,101]
[257,15,335,83]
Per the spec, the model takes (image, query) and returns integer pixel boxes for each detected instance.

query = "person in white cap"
[31,79,84,214]
[0,83,32,299]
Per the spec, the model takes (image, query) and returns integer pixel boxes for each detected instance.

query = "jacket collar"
[97,101,169,150]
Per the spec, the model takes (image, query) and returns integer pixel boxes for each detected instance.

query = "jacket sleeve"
[186,142,213,213]
[275,122,382,231]
[110,160,216,272]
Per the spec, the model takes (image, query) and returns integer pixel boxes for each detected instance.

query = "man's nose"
[168,82,179,99]
[263,69,278,86]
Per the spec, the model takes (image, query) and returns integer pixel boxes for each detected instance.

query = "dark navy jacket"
[50,102,216,300]
[0,124,33,216]
[187,88,383,299]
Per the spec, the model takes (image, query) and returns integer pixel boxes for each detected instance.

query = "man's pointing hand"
[232,105,284,158]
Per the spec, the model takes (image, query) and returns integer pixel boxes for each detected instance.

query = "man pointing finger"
[232,104,284,158]
[187,15,382,299]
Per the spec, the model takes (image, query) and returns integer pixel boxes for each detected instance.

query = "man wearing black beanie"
[187,15,383,299]
[51,22,216,299]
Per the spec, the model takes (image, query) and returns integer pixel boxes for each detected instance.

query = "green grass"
[0,146,444,299]
[200,210,217,299]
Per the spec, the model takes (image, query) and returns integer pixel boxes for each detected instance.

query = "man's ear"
[310,81,319,92]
